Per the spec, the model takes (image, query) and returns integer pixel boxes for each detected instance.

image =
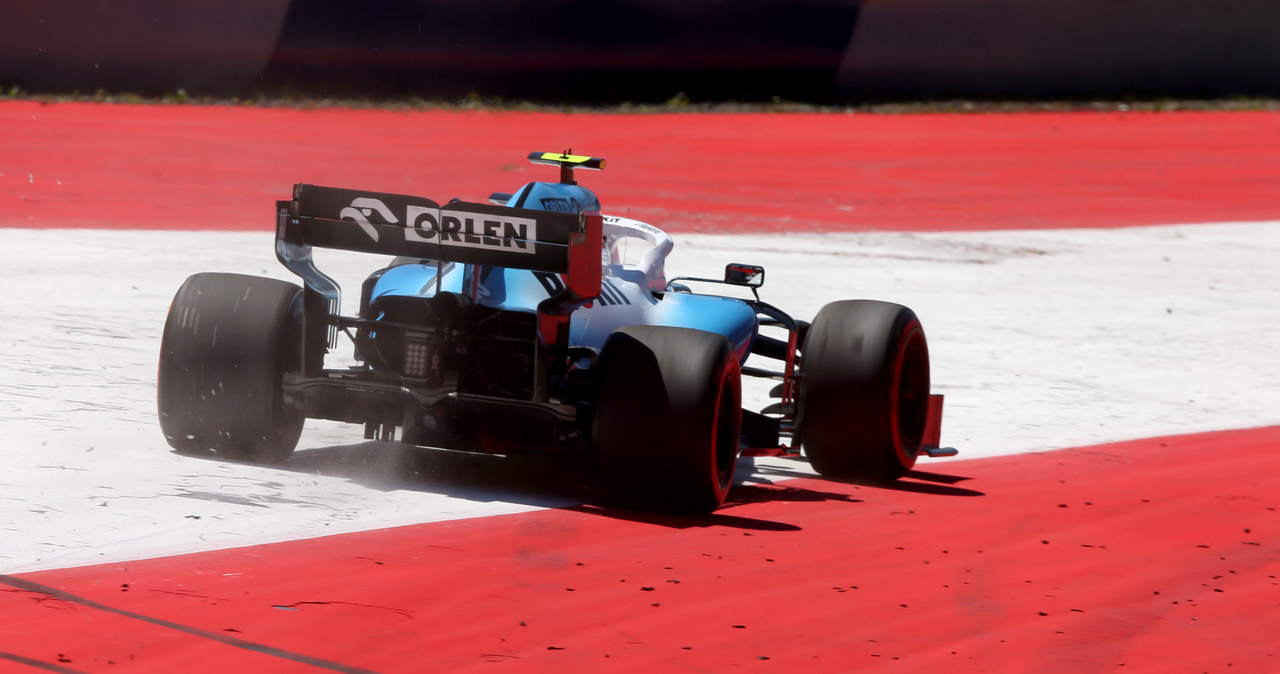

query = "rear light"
[404,332,430,378]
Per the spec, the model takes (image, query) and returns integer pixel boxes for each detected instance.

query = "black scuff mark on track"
[1063,448,1137,463]
[0,574,382,674]
[146,587,233,603]
[0,650,87,674]
[272,600,415,621]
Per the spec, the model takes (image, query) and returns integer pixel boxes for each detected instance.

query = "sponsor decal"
[339,198,398,242]
[533,271,564,295]
[534,272,630,305]
[539,197,581,214]
[604,214,664,236]
[340,198,537,254]
[596,279,632,306]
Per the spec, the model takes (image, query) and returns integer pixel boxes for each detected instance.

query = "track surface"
[2,429,1280,670]
[2,102,1279,672]
[3,428,1279,672]
[6,102,1280,232]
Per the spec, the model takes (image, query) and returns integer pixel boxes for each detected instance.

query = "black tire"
[591,326,742,514]
[797,300,930,482]
[157,272,305,463]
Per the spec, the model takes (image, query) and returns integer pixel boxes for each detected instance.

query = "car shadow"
[283,441,594,508]
[276,442,818,531]
[279,442,818,531]
[176,441,981,531]
[564,503,804,532]
[565,480,873,532]
[739,455,986,497]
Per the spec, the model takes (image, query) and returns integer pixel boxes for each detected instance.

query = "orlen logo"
[340,198,537,254]
[340,198,397,242]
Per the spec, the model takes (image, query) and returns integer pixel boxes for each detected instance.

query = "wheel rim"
[892,328,930,458]
[712,374,740,487]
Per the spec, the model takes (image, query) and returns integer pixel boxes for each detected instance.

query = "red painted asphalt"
[4,427,1278,672]
[3,103,1279,672]
[5,101,1280,232]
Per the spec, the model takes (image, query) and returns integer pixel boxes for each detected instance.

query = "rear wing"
[277,184,601,281]
[275,184,602,365]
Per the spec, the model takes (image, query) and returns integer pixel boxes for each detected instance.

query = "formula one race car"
[158,151,954,514]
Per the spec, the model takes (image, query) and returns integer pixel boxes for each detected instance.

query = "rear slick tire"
[157,272,305,463]
[592,326,742,515]
[798,300,930,482]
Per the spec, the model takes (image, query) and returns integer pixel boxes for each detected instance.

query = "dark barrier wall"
[0,1,291,93]
[0,0,859,102]
[839,0,1280,98]
[1,0,1277,100]
[260,0,860,101]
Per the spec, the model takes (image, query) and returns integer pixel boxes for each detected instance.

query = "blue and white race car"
[158,152,953,514]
